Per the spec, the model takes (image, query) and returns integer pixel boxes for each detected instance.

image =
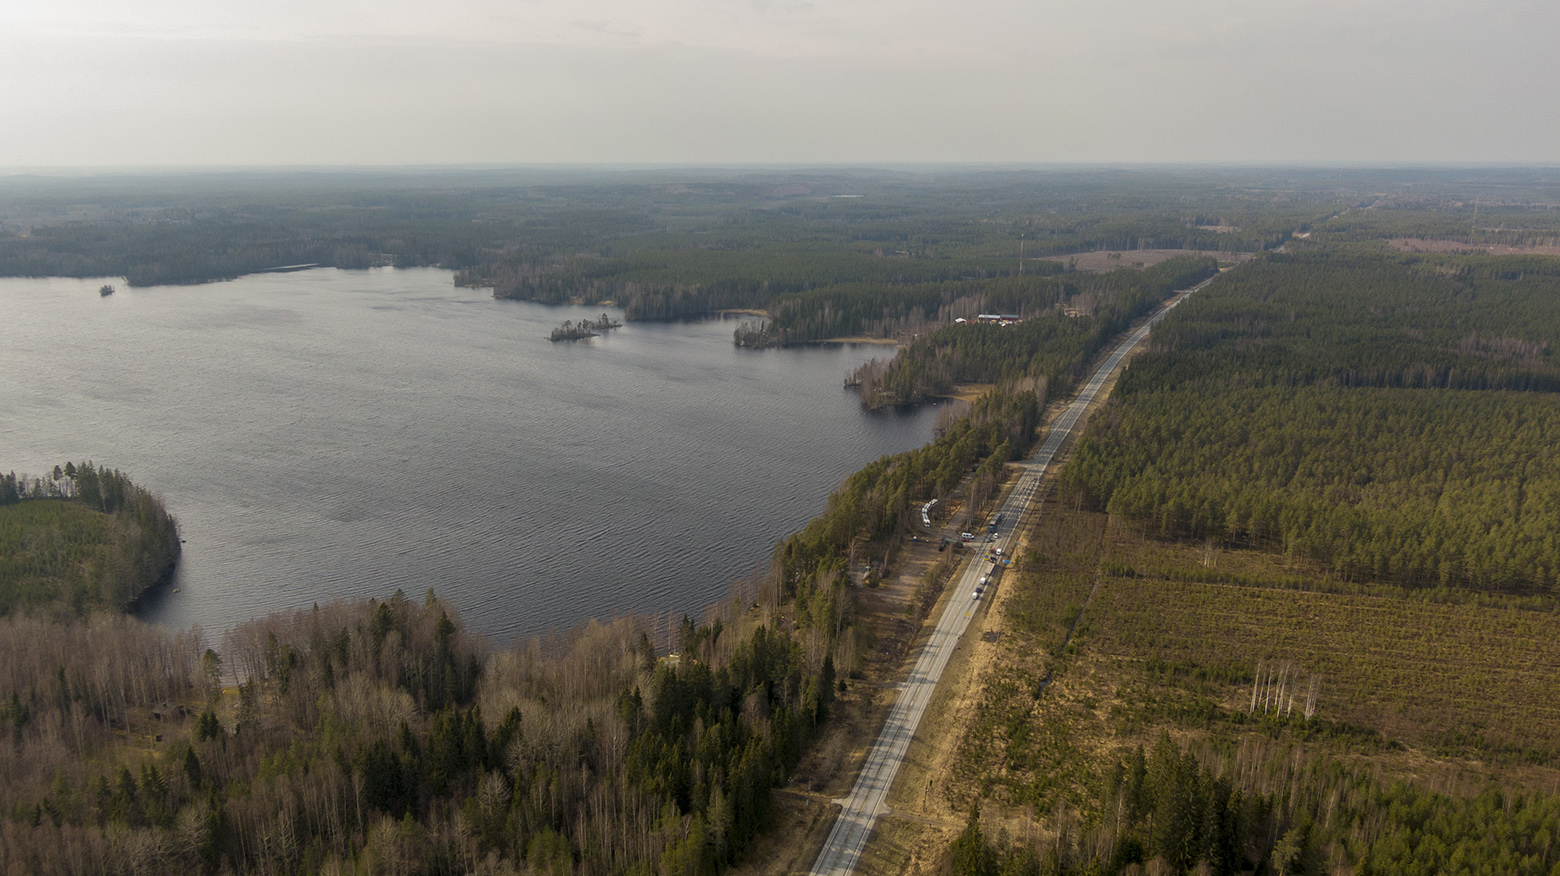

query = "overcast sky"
[2,0,1557,166]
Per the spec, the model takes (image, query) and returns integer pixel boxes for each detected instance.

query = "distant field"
[1386,237,1560,255]
[1041,249,1255,273]
[1088,534,1560,760]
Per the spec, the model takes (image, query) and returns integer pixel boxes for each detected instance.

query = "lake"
[0,269,940,644]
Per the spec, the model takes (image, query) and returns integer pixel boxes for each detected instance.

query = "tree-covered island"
[548,313,622,341]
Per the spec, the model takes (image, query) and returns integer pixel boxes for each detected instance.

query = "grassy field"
[944,498,1112,815]
[942,502,1560,830]
[1086,563,1560,761]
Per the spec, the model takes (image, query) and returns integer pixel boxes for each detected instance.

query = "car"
[972,588,982,599]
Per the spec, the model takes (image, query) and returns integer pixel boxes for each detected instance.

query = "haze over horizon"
[3,0,1558,168]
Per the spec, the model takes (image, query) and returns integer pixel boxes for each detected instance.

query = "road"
[805,276,1215,876]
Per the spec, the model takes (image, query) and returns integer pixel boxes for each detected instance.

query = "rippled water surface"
[0,269,939,643]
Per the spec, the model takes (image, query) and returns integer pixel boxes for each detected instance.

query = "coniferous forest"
[1061,252,1560,594]
[936,246,1560,875]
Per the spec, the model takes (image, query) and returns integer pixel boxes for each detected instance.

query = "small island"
[549,312,622,341]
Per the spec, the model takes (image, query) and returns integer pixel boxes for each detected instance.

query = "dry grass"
[1087,566,1560,758]
[856,816,955,876]
[915,500,1560,864]
[725,793,840,876]
[1094,524,1560,762]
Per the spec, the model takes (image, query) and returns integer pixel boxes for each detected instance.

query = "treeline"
[1124,252,1560,394]
[1061,251,1560,595]
[0,167,1321,291]
[855,257,1217,407]
[0,173,628,286]
[946,734,1560,876]
[472,246,1049,331]
[0,582,848,875]
[774,385,1042,630]
[480,248,1218,350]
[1062,386,1560,593]
[1312,203,1560,249]
[0,210,493,286]
[14,166,1559,299]
[756,273,1067,347]
[0,463,180,614]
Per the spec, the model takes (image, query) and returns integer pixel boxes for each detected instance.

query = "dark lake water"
[0,269,940,645]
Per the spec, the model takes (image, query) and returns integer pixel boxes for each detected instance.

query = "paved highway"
[805,276,1215,876]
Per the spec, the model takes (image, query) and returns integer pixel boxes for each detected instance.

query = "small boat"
[99,284,115,297]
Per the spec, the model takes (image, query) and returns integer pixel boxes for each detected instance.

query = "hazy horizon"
[4,0,1558,168]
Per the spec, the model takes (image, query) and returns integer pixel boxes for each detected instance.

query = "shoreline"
[816,335,901,346]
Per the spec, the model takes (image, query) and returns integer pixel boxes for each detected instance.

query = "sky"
[2,0,1558,167]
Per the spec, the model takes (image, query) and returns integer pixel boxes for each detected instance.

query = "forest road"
[804,275,1216,876]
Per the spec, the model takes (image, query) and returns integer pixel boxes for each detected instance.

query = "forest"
[1059,251,1560,595]
[0,464,181,615]
[0,578,845,875]
[848,258,1215,406]
[6,166,1549,294]
[0,165,1341,344]
[910,238,1560,876]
